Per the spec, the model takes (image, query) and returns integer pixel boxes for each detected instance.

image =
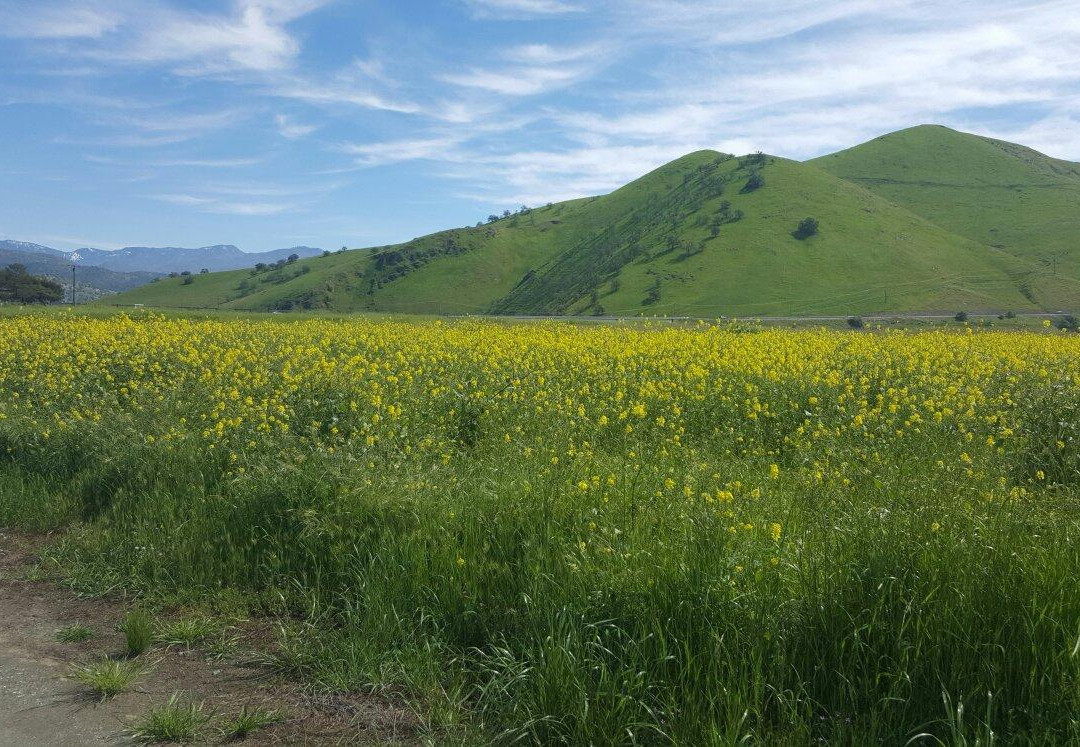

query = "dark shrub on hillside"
[644,278,661,305]
[793,217,819,240]
[847,316,865,329]
[955,311,968,322]
[741,172,765,193]
[1055,315,1079,332]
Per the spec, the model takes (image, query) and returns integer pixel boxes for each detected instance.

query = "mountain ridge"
[1,241,324,275]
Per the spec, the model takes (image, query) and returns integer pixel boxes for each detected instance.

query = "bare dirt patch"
[0,528,420,745]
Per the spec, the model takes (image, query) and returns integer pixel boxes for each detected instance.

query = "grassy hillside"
[812,125,1080,305]
[112,145,1050,316]
[511,154,1036,316]
[111,198,597,314]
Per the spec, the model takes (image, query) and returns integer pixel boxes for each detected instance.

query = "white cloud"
[504,43,600,65]
[113,108,249,133]
[0,3,121,38]
[464,0,584,18]
[275,113,318,138]
[151,193,295,215]
[2,0,335,73]
[441,66,582,96]
[614,0,910,45]
[156,157,263,168]
[112,2,308,73]
[270,77,421,113]
[152,194,215,207]
[204,201,296,216]
[85,155,262,168]
[441,41,605,96]
[972,115,1080,161]
[337,136,465,167]
[57,107,250,147]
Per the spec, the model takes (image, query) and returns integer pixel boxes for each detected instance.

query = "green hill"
[812,125,1080,305]
[113,127,1080,317]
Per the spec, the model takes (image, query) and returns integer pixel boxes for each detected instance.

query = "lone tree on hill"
[793,217,819,240]
[0,264,64,304]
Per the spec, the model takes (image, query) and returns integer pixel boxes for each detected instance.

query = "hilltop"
[812,125,1080,304]
[112,126,1080,316]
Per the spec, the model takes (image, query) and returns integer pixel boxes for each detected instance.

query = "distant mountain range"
[111,125,1080,316]
[66,244,323,274]
[0,246,158,302]
[0,241,324,299]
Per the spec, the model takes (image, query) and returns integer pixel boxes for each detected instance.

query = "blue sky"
[1,0,1079,253]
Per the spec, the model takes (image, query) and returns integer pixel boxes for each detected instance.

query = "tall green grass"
[6,431,1079,741]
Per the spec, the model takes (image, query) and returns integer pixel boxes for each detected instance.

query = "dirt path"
[0,583,138,745]
[0,529,418,745]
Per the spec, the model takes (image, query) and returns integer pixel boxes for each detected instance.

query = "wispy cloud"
[86,154,263,168]
[337,136,465,167]
[151,193,296,216]
[52,106,250,148]
[19,0,338,74]
[0,3,121,38]
[441,42,605,96]
[269,76,421,113]
[441,67,581,96]
[464,0,584,18]
[155,156,263,168]
[145,175,341,217]
[275,113,317,138]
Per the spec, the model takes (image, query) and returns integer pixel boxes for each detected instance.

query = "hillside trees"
[0,263,64,303]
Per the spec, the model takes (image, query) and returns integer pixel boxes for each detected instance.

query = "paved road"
[450,311,1074,323]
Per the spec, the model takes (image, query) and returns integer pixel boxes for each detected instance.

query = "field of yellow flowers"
[2,311,1079,742]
